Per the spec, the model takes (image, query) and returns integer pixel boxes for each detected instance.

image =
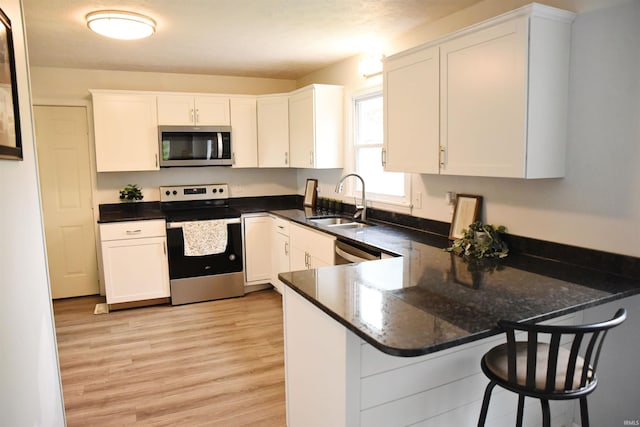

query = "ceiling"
[22,0,483,80]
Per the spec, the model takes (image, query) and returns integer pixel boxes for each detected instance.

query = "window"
[353,91,408,204]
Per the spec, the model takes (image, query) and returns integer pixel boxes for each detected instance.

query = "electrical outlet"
[445,191,456,206]
[413,192,422,209]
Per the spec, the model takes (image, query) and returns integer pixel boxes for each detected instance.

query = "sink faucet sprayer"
[335,173,367,222]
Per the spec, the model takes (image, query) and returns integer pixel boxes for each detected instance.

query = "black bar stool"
[478,308,627,427]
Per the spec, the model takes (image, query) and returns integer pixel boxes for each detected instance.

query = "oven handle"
[167,217,241,229]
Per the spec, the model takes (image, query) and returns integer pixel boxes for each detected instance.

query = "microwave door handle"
[206,139,213,160]
[217,133,223,159]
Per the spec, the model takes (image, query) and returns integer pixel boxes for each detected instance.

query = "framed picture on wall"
[303,179,318,207]
[0,7,22,161]
[449,194,482,240]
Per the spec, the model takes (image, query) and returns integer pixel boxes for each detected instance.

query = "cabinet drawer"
[272,216,290,235]
[100,219,166,241]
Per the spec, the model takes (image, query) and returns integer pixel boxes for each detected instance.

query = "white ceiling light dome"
[86,10,156,40]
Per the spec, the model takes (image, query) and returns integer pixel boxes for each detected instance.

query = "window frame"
[351,87,411,207]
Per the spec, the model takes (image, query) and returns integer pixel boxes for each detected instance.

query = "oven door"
[166,219,244,304]
[166,219,243,279]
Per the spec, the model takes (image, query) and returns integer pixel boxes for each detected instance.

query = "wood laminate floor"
[53,290,286,426]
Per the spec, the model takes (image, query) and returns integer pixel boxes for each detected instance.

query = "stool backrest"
[498,308,627,393]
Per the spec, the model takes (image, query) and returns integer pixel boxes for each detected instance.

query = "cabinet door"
[101,236,170,304]
[440,17,528,178]
[271,231,290,294]
[290,223,335,270]
[257,96,290,167]
[157,94,196,125]
[383,46,439,174]
[289,88,315,168]
[92,92,159,172]
[243,215,272,283]
[230,97,258,168]
[195,96,230,125]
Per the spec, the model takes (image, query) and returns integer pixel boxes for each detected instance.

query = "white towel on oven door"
[182,219,228,256]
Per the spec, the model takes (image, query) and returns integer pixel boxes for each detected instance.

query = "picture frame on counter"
[0,7,22,161]
[449,194,482,240]
[303,178,318,207]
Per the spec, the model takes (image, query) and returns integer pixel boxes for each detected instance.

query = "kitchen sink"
[308,216,372,228]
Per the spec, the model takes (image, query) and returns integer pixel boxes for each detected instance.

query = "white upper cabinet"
[157,94,230,126]
[383,46,440,174]
[384,4,575,179]
[289,84,344,169]
[257,95,290,168]
[230,97,258,168]
[91,90,159,172]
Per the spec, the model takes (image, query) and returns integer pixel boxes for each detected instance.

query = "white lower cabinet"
[242,214,273,285]
[99,220,170,304]
[289,222,335,270]
[283,287,579,427]
[271,217,291,294]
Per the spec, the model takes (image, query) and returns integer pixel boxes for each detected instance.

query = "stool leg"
[580,397,590,427]
[477,382,496,427]
[516,395,525,427]
[541,399,551,427]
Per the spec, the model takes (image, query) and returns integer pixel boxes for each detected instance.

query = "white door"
[34,106,99,298]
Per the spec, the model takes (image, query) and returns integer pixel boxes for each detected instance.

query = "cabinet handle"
[284,242,289,256]
[309,150,314,166]
[126,229,142,235]
[439,146,446,168]
[381,148,387,167]
[285,152,288,166]
[190,108,195,123]
[232,152,236,165]
[155,153,158,167]
[195,109,200,123]
[163,242,167,255]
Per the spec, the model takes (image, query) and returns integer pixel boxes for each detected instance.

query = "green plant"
[119,184,143,201]
[446,221,509,259]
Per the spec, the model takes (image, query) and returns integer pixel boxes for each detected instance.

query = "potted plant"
[119,184,143,202]
[445,222,509,280]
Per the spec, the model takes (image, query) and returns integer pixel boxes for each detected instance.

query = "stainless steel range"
[160,184,244,305]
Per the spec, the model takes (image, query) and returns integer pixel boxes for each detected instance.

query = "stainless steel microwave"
[159,125,232,167]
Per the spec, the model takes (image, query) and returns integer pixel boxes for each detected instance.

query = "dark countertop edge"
[280,272,638,357]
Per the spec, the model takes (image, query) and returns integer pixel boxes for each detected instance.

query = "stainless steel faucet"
[335,173,366,222]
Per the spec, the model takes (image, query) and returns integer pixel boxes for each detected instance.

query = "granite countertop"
[274,209,640,357]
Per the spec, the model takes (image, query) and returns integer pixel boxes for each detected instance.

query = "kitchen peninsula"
[275,209,640,427]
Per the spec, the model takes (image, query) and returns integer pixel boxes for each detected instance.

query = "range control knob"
[165,190,170,196]
[228,254,236,261]
[219,188,224,193]
[212,188,218,193]
[172,190,178,195]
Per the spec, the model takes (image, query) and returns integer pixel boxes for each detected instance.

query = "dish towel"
[182,219,228,256]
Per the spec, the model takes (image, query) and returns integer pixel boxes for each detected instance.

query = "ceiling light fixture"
[86,10,156,40]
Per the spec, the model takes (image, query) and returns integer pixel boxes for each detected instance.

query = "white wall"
[0,1,65,425]
[296,0,640,258]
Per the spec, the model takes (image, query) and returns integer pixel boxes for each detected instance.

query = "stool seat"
[484,342,590,392]
[477,308,626,427]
